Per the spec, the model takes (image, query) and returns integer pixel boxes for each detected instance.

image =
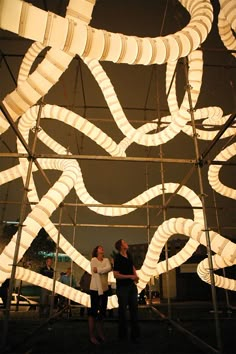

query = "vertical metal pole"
[212,190,231,312]
[1,100,44,348]
[68,197,78,316]
[49,205,63,317]
[156,65,172,319]
[144,164,152,304]
[183,57,223,353]
[160,150,172,317]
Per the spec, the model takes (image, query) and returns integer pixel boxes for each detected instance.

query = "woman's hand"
[131,274,139,283]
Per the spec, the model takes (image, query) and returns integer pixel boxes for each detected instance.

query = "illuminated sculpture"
[0,0,235,310]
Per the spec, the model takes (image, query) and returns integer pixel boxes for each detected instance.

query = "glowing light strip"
[208,142,236,199]
[0,0,235,306]
[0,0,213,65]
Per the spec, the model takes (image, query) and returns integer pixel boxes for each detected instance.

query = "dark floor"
[0,302,235,354]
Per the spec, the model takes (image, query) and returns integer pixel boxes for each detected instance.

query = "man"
[79,271,91,317]
[39,257,54,317]
[0,278,10,308]
[58,267,76,311]
[113,239,140,341]
[59,267,76,288]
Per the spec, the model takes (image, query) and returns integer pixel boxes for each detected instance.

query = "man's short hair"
[115,239,123,251]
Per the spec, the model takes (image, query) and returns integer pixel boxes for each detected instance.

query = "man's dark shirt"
[40,266,54,278]
[113,252,134,288]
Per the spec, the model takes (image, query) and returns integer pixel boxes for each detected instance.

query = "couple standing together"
[88,239,140,345]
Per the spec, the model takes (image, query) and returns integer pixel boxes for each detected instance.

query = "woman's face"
[97,246,104,257]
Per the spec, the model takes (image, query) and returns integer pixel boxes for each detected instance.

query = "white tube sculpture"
[0,0,235,309]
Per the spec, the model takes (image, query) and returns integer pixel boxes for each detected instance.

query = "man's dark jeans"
[116,282,140,340]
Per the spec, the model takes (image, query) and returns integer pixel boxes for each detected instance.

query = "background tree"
[0,223,56,270]
[24,228,56,269]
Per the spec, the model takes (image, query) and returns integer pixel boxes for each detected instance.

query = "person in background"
[113,239,140,341]
[0,278,10,309]
[39,257,54,317]
[88,245,112,345]
[79,271,91,317]
[58,267,77,312]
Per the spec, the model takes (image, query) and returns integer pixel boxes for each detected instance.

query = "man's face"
[121,240,128,251]
[46,258,52,267]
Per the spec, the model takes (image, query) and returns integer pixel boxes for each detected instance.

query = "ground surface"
[0,302,235,354]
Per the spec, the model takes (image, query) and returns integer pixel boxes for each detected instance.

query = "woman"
[88,245,112,345]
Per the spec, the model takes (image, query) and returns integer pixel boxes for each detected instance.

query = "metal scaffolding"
[0,4,236,353]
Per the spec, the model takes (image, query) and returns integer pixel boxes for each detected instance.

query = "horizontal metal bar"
[0,153,235,165]
[0,152,196,164]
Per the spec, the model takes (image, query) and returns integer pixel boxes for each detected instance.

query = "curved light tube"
[83,50,204,147]
[0,0,235,306]
[0,0,213,65]
[0,0,95,132]
[208,142,236,200]
[137,218,236,293]
[197,254,236,290]
[0,0,213,132]
[218,0,236,58]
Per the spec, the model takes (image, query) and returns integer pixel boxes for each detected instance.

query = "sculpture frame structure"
[0,0,235,352]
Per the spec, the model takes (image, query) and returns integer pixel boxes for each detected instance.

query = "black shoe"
[130,332,140,342]
[131,336,140,343]
[118,335,128,341]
